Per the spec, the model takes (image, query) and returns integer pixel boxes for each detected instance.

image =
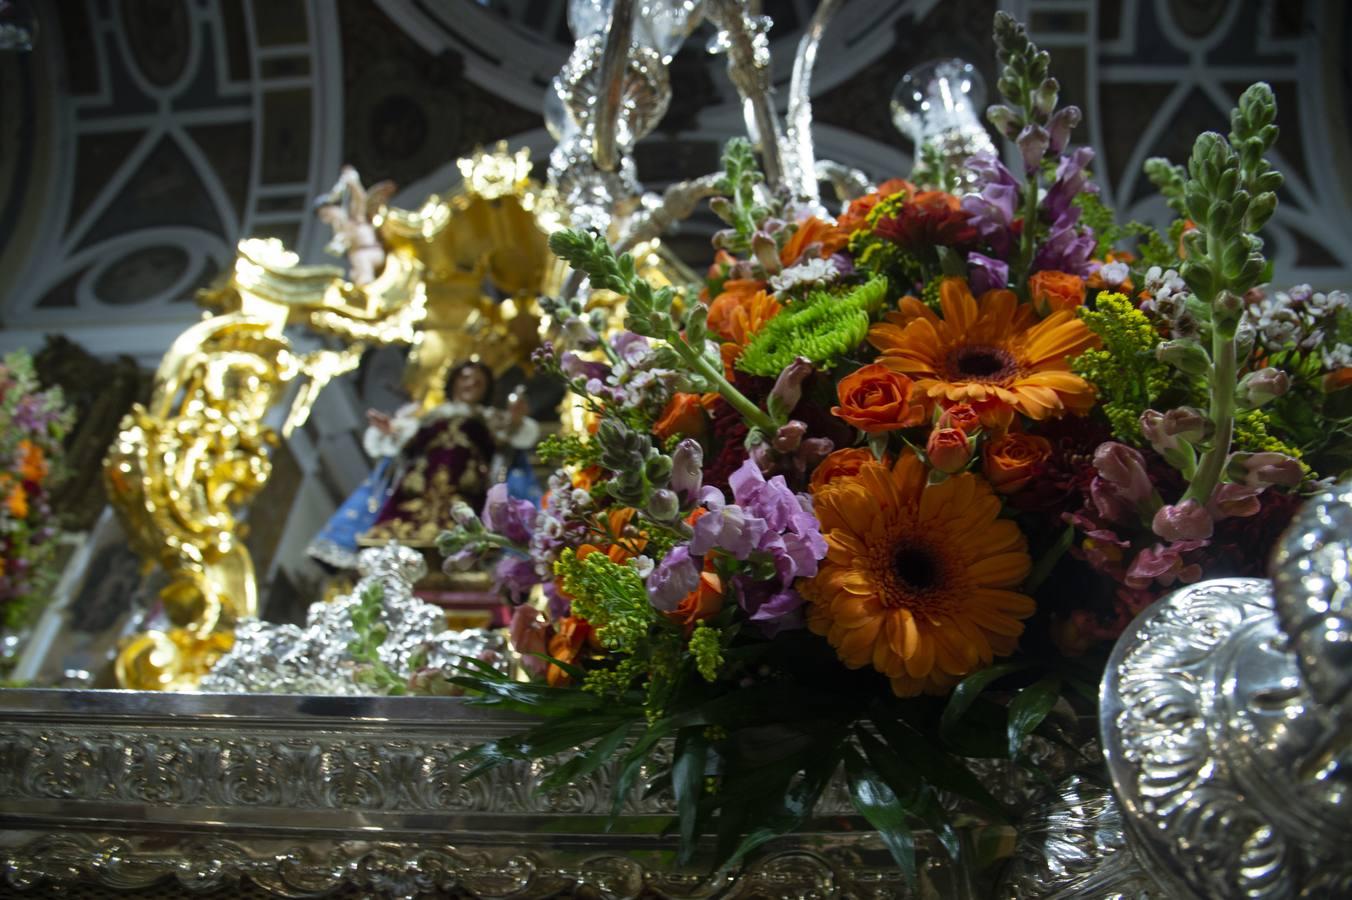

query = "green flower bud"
[1156,339,1212,377]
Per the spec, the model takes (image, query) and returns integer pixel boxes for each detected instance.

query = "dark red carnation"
[872,191,978,251]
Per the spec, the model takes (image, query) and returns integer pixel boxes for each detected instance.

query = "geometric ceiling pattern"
[1,0,1349,365]
[0,0,346,361]
[1014,0,1352,287]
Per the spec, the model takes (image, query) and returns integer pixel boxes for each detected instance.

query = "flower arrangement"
[0,351,73,635]
[436,13,1352,877]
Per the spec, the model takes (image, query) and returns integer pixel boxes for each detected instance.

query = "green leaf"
[1024,524,1074,593]
[855,725,960,863]
[609,721,672,819]
[672,728,709,863]
[940,662,1030,738]
[843,746,917,888]
[1007,677,1062,761]
[445,672,621,717]
[523,651,587,682]
[538,719,635,792]
[455,712,632,781]
[872,716,1007,820]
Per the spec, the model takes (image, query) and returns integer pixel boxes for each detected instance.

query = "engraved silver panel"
[0,689,979,898]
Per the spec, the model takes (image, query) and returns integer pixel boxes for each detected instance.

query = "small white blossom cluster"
[1245,284,1351,369]
[769,257,839,296]
[1140,266,1200,337]
[528,470,595,577]
[1096,260,1131,288]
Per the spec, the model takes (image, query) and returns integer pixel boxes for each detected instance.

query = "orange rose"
[666,570,723,633]
[1028,270,1086,315]
[926,427,973,474]
[831,364,927,433]
[547,616,596,687]
[725,290,781,347]
[982,432,1053,494]
[810,446,887,492]
[937,403,982,435]
[654,393,708,440]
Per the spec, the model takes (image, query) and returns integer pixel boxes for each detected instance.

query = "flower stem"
[1183,234,1237,507]
[1184,330,1235,506]
[1017,172,1041,291]
[672,338,777,434]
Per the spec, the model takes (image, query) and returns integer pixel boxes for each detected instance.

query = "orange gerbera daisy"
[868,277,1099,423]
[806,453,1034,696]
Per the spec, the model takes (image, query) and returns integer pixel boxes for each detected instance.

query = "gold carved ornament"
[103,146,571,690]
[105,239,425,690]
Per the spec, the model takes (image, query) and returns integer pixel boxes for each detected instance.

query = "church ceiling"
[0,0,1349,361]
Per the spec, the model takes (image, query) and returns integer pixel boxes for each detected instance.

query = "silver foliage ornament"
[200,544,508,695]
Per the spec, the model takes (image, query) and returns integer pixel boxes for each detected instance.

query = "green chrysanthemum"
[736,276,889,377]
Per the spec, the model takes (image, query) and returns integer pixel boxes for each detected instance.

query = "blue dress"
[306,457,397,570]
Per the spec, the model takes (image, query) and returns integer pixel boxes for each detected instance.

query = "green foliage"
[347,582,409,695]
[1233,408,1307,467]
[1136,226,1181,271]
[536,432,601,468]
[910,142,961,193]
[1072,292,1175,443]
[708,138,770,255]
[1178,84,1281,306]
[1144,157,1188,218]
[689,623,723,682]
[555,549,654,653]
[549,230,679,341]
[989,12,1052,132]
[736,277,889,377]
[550,227,777,434]
[582,655,645,699]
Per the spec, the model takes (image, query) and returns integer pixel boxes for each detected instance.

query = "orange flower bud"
[982,432,1053,494]
[926,427,973,474]
[937,403,982,435]
[831,363,927,433]
[1028,270,1086,315]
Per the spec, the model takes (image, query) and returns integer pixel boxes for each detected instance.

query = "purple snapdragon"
[481,482,537,544]
[961,152,1019,258]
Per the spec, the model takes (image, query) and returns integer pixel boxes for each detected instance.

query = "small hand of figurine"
[507,390,529,429]
[366,409,394,435]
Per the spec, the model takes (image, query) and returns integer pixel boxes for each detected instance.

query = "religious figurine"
[307,361,539,570]
[314,165,396,287]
